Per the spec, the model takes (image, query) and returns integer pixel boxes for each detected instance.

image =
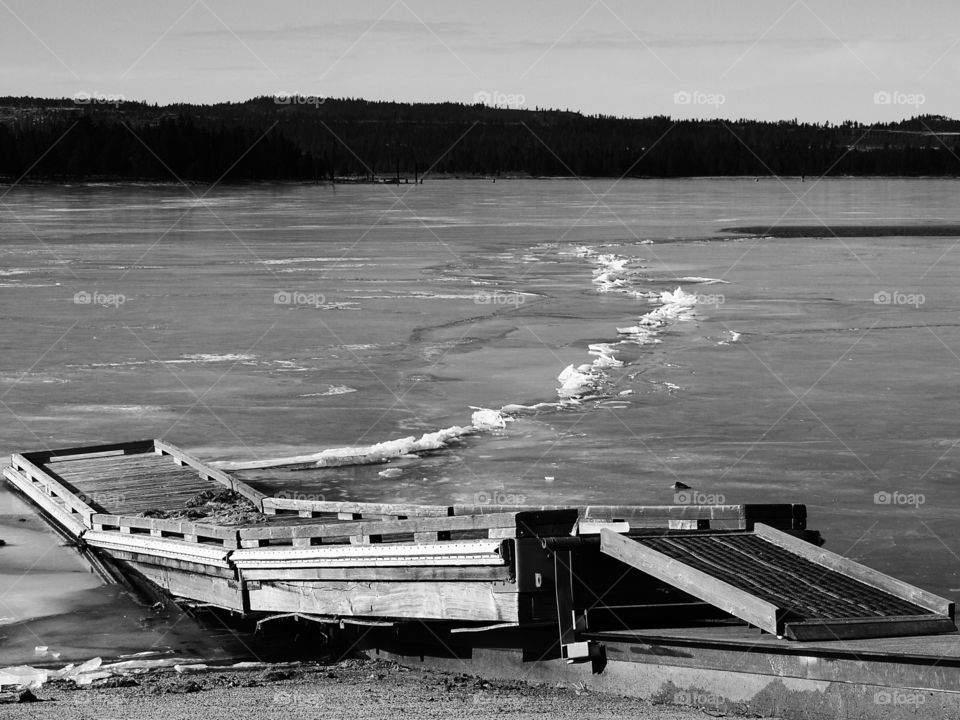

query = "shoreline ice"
[214,408,513,470]
[215,242,702,471]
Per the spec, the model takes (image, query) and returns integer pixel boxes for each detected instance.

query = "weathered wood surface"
[455,503,805,530]
[21,439,155,463]
[13,439,267,519]
[123,560,244,610]
[154,439,267,509]
[91,514,240,547]
[236,510,576,547]
[2,466,89,536]
[237,565,512,582]
[10,453,98,524]
[246,579,520,621]
[102,548,237,579]
[263,497,454,519]
[599,528,782,635]
[83,529,233,568]
[231,539,507,569]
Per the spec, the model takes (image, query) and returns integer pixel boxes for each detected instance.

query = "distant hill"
[1,96,959,182]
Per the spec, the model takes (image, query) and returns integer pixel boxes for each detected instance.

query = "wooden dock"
[4,438,960,718]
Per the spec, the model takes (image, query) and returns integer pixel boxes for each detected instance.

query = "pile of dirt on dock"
[138,489,267,525]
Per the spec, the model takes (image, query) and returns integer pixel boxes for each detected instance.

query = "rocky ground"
[1,657,756,720]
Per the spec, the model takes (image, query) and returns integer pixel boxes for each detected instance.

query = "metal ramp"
[600,524,956,641]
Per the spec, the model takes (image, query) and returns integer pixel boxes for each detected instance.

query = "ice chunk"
[0,665,50,689]
[470,408,512,430]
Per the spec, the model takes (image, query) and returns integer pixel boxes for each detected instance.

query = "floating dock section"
[5,439,960,719]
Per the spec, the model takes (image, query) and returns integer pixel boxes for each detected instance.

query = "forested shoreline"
[2,96,959,182]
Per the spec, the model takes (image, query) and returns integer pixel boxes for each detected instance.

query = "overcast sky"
[1,0,956,122]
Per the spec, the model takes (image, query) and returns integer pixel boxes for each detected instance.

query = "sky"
[1,0,958,122]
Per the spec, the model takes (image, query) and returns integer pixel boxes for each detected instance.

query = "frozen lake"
[2,177,960,663]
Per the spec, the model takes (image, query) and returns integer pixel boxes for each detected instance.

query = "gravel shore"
[1,657,751,720]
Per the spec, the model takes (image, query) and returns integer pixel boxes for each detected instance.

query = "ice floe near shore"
[214,408,514,470]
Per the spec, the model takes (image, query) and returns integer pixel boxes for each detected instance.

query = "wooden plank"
[153,439,267,509]
[90,514,240,545]
[453,504,800,530]
[46,449,129,463]
[231,539,508,569]
[754,523,955,618]
[9,454,96,524]
[237,512,524,543]
[262,497,453,518]
[47,454,170,471]
[668,520,711,530]
[2,466,87,537]
[83,529,232,568]
[246,580,520,621]
[238,565,512,582]
[785,615,958,642]
[120,560,244,611]
[599,528,782,635]
[102,548,237,579]
[20,439,155,463]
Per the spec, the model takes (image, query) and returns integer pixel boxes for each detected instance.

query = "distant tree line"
[1,96,959,182]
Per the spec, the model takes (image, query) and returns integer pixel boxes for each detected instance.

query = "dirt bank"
[2,657,762,720]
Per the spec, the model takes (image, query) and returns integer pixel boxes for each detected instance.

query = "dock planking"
[8,437,960,719]
[14,440,262,517]
[3,438,955,645]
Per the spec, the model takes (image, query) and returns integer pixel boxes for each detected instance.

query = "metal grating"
[636,533,926,622]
